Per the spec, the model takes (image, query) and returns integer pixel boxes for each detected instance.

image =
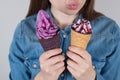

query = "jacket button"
[63,34,67,38]
[25,57,29,60]
[33,63,37,68]
[61,73,64,77]
[93,65,95,69]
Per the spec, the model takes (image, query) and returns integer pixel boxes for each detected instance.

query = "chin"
[64,10,79,15]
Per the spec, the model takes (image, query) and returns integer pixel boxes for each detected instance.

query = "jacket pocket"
[87,33,114,71]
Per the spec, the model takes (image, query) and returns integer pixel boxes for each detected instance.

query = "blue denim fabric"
[9,9,120,80]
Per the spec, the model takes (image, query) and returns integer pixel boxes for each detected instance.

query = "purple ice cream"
[36,10,60,51]
[36,10,59,39]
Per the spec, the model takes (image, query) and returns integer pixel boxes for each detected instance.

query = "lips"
[67,3,78,10]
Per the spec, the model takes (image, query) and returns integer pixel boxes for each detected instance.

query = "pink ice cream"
[71,18,92,50]
[36,10,60,51]
[36,10,59,39]
[72,18,92,34]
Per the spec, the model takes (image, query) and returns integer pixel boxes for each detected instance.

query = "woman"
[9,0,120,80]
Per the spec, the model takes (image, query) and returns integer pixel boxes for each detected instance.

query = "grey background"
[0,0,120,80]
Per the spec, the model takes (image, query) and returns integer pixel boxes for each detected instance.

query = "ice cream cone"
[36,10,60,51]
[39,33,60,51]
[71,29,91,50]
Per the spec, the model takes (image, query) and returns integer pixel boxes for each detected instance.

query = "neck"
[51,7,78,29]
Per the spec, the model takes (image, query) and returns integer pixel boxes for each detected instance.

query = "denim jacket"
[9,9,120,80]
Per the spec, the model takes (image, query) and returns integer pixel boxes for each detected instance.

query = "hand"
[34,48,65,80]
[66,46,96,80]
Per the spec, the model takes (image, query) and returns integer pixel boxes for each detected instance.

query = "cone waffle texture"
[71,29,91,50]
[39,33,60,51]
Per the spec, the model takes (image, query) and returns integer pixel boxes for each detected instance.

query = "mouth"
[67,3,78,10]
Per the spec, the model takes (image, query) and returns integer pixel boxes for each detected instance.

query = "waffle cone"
[71,29,91,50]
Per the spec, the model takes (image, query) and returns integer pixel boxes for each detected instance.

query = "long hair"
[26,0,103,21]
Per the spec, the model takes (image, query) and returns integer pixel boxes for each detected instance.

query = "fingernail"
[58,48,62,52]
[61,56,65,60]
[69,46,72,50]
[67,51,70,54]
[62,53,65,55]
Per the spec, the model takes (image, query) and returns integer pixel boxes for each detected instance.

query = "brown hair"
[26,0,103,21]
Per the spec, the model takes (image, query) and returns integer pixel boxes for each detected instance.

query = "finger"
[69,46,91,61]
[43,61,64,74]
[67,59,79,71]
[40,48,62,62]
[67,57,92,73]
[67,51,86,64]
[45,55,65,66]
[56,66,65,76]
[51,62,65,71]
[67,65,77,78]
